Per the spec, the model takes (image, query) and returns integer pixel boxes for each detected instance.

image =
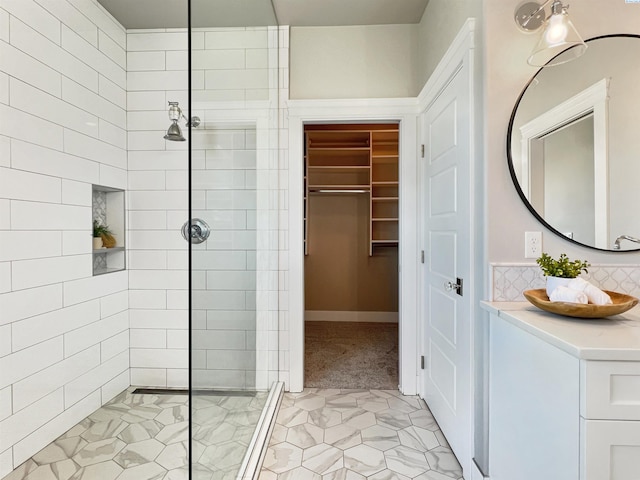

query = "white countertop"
[481,301,640,361]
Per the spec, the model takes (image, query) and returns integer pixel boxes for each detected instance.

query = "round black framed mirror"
[507,34,640,252]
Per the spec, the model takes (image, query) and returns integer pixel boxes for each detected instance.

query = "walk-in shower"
[0,0,281,479]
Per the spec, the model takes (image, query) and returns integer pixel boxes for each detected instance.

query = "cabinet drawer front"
[582,361,640,420]
[581,419,640,480]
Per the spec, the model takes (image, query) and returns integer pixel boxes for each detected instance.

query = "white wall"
[289,24,419,99]
[484,0,640,265]
[0,1,128,477]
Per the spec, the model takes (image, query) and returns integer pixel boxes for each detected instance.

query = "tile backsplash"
[491,263,640,301]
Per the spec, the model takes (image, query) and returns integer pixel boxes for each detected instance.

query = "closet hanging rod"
[309,189,369,194]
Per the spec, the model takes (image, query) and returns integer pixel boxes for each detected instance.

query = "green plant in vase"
[93,220,115,248]
[536,252,590,296]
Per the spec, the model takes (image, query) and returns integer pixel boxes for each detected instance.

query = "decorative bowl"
[523,289,639,319]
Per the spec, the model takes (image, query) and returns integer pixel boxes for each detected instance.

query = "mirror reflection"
[508,35,640,251]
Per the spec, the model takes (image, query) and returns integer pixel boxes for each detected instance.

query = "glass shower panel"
[188,1,280,477]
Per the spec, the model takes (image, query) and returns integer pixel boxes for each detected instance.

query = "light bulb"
[544,14,568,45]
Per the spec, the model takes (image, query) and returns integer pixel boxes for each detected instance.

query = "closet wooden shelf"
[308,146,370,151]
[308,185,370,190]
[308,166,370,172]
[304,123,399,256]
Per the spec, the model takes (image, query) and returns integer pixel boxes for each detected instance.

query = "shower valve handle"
[181,218,211,244]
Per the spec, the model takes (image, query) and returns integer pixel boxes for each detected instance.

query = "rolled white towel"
[567,277,613,305]
[549,285,588,304]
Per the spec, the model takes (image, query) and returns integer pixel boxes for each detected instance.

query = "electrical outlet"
[525,231,542,258]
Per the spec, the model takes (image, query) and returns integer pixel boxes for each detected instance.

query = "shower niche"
[92,184,126,276]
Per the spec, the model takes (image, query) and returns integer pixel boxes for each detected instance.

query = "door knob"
[444,278,463,296]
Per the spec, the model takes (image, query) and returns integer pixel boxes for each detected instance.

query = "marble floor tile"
[397,426,440,452]
[5,386,461,480]
[72,438,126,467]
[301,443,343,475]
[276,407,309,428]
[276,467,321,480]
[3,387,269,480]
[321,468,365,480]
[113,462,165,480]
[261,442,303,474]
[361,425,400,451]
[69,460,123,480]
[343,411,376,430]
[409,409,440,431]
[308,407,342,429]
[156,442,189,471]
[343,444,385,476]
[260,389,463,480]
[285,423,324,449]
[424,446,463,478]
[294,395,326,412]
[369,470,411,480]
[374,410,412,431]
[113,439,164,469]
[324,425,361,450]
[384,445,429,477]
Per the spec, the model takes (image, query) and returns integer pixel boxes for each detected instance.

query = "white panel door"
[422,61,472,475]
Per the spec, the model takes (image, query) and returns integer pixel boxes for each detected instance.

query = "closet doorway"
[303,123,400,389]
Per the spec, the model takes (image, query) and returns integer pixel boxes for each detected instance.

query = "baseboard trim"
[305,310,399,323]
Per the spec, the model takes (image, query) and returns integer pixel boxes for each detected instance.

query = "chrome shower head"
[163,101,199,142]
[164,120,185,142]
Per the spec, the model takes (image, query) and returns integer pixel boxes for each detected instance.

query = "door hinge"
[421,355,425,369]
[421,144,425,158]
[421,250,425,263]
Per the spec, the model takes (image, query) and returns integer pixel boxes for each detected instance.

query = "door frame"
[287,99,420,394]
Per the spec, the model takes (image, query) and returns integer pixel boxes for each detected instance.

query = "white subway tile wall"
[0,2,290,475]
[127,25,285,391]
[0,1,128,477]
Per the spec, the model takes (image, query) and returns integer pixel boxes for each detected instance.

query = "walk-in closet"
[303,124,400,389]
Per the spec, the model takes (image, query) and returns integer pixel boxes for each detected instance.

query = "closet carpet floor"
[305,322,398,390]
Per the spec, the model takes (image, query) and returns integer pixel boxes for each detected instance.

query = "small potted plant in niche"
[93,220,115,249]
[536,252,590,297]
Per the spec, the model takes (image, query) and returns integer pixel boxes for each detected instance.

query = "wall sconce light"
[514,0,587,67]
[164,101,201,142]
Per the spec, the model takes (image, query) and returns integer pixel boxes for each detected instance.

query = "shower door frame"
[287,99,420,394]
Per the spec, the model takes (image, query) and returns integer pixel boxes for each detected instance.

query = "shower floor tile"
[259,389,463,480]
[2,388,268,480]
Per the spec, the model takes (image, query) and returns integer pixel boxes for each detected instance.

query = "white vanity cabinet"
[482,303,640,480]
[580,360,640,479]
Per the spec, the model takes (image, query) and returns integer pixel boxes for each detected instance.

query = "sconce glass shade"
[164,120,186,141]
[528,8,587,66]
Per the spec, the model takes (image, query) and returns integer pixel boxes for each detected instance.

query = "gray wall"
[289,24,419,99]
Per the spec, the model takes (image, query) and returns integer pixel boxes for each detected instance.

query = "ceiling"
[97,0,430,29]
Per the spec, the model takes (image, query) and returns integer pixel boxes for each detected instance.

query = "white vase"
[93,237,103,250]
[546,276,572,297]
